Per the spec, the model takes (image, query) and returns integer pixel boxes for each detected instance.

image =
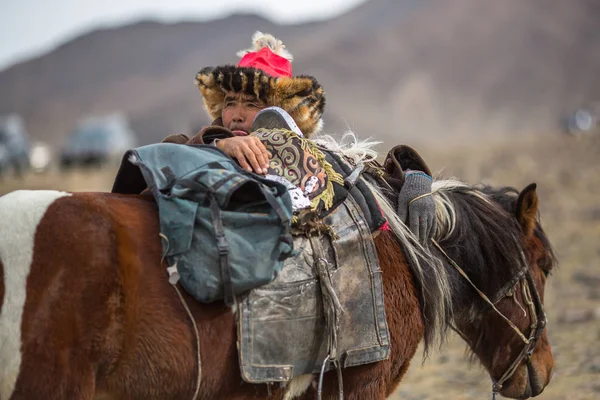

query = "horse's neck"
[373,231,424,377]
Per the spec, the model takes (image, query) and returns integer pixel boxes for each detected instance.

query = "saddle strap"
[259,185,291,227]
[208,193,235,306]
[209,184,292,306]
[308,234,344,400]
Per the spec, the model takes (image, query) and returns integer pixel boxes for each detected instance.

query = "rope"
[492,279,538,393]
[408,192,433,206]
[430,236,547,398]
[172,283,202,400]
[310,235,344,400]
[160,233,202,400]
[511,292,528,318]
[522,277,537,331]
[431,239,530,344]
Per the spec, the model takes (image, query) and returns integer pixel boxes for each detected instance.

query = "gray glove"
[397,171,436,242]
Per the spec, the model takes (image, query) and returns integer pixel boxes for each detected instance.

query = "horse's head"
[432,182,555,399]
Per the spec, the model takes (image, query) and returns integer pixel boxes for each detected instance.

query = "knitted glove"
[397,171,436,243]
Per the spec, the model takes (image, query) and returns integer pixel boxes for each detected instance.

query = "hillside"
[0,0,599,147]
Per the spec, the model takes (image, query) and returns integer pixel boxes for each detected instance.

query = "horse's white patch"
[0,190,71,399]
[283,374,314,400]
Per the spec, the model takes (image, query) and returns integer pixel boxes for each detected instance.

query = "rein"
[431,239,547,399]
[160,234,202,400]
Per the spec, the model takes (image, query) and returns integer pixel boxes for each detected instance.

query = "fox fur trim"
[195,66,325,137]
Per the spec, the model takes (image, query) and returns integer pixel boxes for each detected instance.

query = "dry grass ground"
[1,133,598,399]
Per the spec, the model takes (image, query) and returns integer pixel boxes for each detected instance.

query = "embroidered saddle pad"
[236,195,390,383]
[252,128,387,232]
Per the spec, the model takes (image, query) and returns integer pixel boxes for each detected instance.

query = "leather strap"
[208,192,235,306]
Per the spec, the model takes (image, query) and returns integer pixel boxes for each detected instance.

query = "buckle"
[216,235,229,255]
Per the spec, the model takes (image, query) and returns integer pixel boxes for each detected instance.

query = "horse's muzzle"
[500,360,553,399]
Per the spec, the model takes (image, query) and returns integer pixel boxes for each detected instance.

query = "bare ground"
[1,134,598,399]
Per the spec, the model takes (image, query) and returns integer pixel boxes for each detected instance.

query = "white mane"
[431,179,493,242]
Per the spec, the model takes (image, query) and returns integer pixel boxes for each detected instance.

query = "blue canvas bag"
[122,143,294,304]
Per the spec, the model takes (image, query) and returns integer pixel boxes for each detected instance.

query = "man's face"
[221,93,266,135]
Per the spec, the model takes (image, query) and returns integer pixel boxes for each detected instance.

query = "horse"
[0,152,556,399]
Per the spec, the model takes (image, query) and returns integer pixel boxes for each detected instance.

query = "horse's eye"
[537,257,552,277]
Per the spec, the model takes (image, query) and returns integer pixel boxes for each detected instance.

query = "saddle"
[237,130,390,383]
[237,194,390,382]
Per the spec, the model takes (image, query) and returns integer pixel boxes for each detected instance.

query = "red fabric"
[379,221,391,232]
[237,47,292,78]
[373,197,391,231]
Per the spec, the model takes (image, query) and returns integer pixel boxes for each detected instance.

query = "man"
[163,32,321,172]
[163,31,436,242]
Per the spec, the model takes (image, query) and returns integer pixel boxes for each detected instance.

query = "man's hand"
[215,136,271,174]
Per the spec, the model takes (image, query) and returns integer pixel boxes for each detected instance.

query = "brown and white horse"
[0,177,555,400]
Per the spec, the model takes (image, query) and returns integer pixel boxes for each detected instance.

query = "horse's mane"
[432,181,526,298]
[315,133,555,357]
[473,185,557,271]
[432,181,558,293]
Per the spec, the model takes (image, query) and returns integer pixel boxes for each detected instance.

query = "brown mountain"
[1,0,599,147]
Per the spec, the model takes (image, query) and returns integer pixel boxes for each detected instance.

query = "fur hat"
[195,31,325,137]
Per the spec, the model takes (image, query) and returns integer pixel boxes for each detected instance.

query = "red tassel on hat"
[236,31,293,78]
[237,47,292,78]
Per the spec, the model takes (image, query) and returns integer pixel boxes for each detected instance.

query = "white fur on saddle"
[264,174,313,211]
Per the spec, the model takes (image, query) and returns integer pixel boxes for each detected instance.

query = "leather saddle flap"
[237,195,390,383]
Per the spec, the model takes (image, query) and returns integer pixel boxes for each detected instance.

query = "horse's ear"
[516,183,538,236]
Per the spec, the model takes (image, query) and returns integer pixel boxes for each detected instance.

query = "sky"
[0,0,368,71]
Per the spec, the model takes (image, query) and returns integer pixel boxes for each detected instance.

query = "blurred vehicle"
[29,141,53,173]
[564,103,600,136]
[0,114,30,178]
[60,113,137,169]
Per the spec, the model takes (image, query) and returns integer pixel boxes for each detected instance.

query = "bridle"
[431,240,547,400]
[368,164,549,398]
